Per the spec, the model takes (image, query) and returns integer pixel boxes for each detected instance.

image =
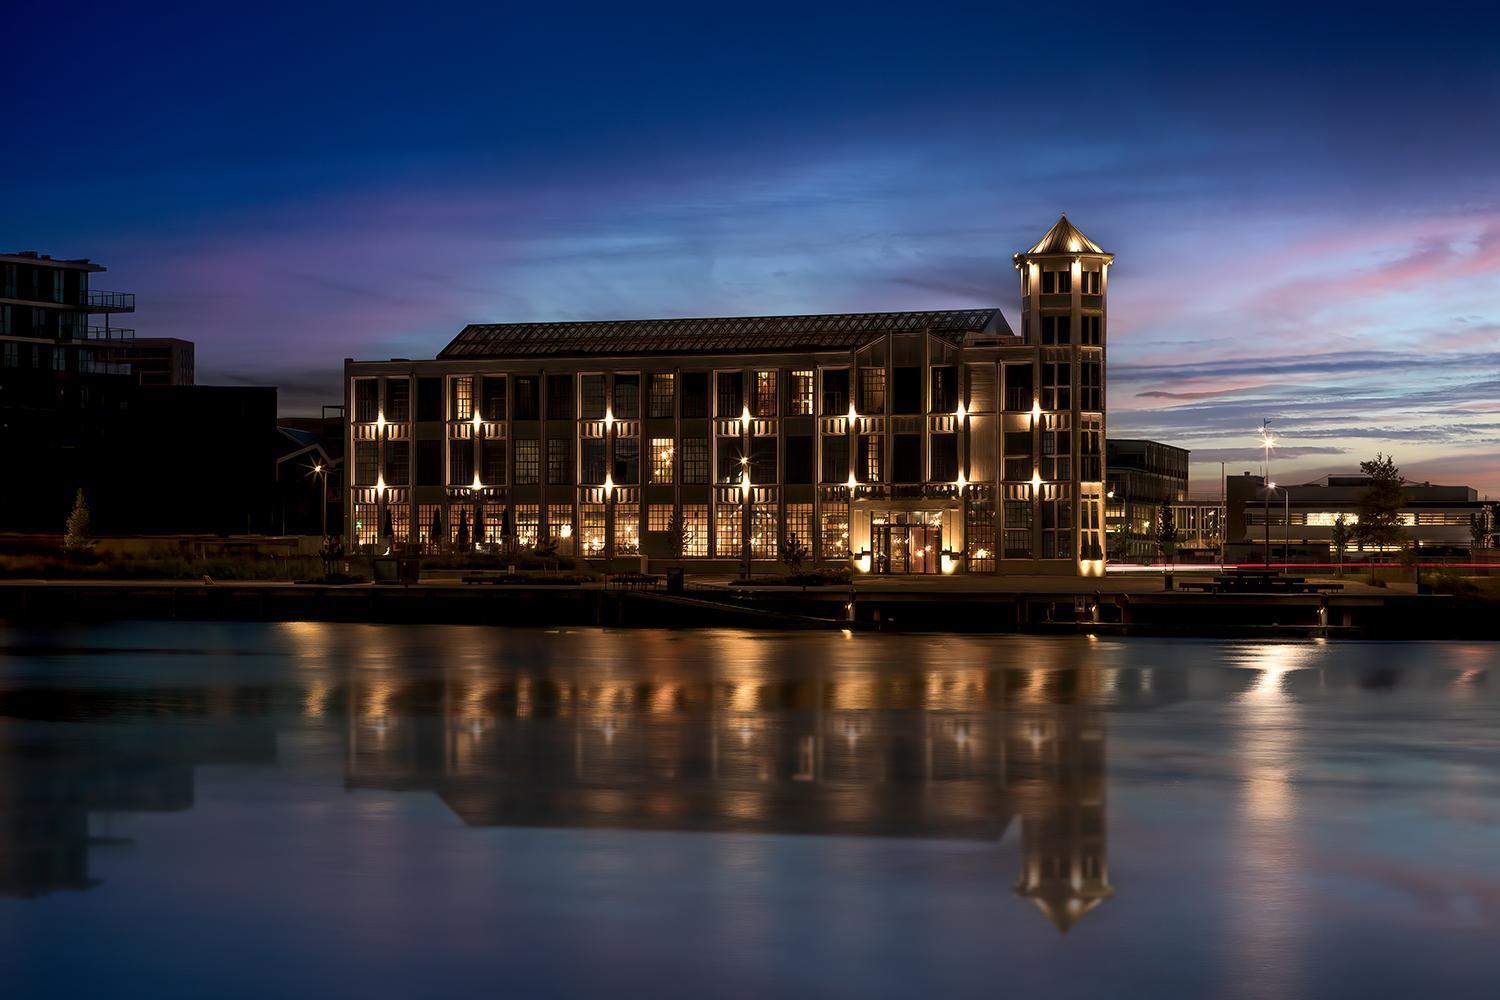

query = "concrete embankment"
[0,580,1493,638]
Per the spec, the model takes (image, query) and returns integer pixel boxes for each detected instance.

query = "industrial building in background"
[344,216,1112,576]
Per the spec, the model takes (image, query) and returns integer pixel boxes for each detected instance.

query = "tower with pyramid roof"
[1012,215,1113,576]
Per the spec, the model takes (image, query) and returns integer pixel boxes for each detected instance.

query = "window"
[751,506,778,559]
[513,376,540,420]
[820,503,850,560]
[1040,315,1070,345]
[1004,364,1034,412]
[893,434,921,483]
[581,440,607,484]
[1042,418,1070,481]
[892,367,922,414]
[546,504,572,545]
[354,380,379,423]
[480,375,506,420]
[1042,361,1071,411]
[2,341,16,367]
[613,436,639,483]
[449,441,474,484]
[385,440,410,485]
[546,374,574,420]
[822,369,850,415]
[1041,269,1071,294]
[613,374,640,420]
[681,372,709,418]
[416,377,443,421]
[353,503,380,548]
[1004,499,1033,558]
[1081,360,1103,410]
[451,376,474,421]
[416,505,444,552]
[715,503,741,557]
[580,504,606,556]
[789,371,814,415]
[483,439,507,484]
[754,370,777,417]
[616,503,640,555]
[930,366,957,413]
[547,437,571,485]
[784,435,814,485]
[416,440,443,485]
[651,438,674,483]
[931,434,958,482]
[682,437,709,484]
[859,434,883,482]
[1081,314,1101,344]
[1082,270,1101,295]
[385,378,411,421]
[515,505,541,548]
[967,504,996,573]
[858,368,886,414]
[717,371,744,417]
[648,373,676,418]
[1080,420,1102,481]
[821,436,849,483]
[354,442,379,485]
[718,442,745,484]
[681,504,709,557]
[53,347,67,371]
[648,504,674,532]
[750,439,776,484]
[580,374,607,419]
[1042,489,1073,559]
[514,439,540,484]
[786,503,813,554]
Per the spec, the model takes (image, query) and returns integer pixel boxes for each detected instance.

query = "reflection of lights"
[559,523,573,539]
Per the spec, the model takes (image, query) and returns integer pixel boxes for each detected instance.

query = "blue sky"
[6,2,1499,491]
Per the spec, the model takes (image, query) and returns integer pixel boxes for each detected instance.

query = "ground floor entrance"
[870,510,945,574]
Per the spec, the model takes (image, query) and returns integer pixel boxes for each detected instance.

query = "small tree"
[1155,502,1178,590]
[1110,517,1130,562]
[1355,453,1405,550]
[1330,514,1351,576]
[1471,511,1492,553]
[665,510,686,562]
[63,488,92,556]
[780,531,808,575]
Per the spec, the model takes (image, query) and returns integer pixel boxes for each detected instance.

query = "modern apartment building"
[344,216,1111,576]
[1105,439,1222,561]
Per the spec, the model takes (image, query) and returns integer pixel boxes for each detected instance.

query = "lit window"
[451,376,474,421]
[651,438,674,484]
[648,373,676,418]
[681,504,709,557]
[789,370,814,415]
[754,370,777,417]
[648,504,674,532]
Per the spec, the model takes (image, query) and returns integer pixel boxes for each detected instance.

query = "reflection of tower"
[1009,701,1111,933]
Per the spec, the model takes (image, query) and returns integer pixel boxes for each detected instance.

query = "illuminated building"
[1105,438,1223,561]
[343,215,1111,576]
[1225,472,1489,560]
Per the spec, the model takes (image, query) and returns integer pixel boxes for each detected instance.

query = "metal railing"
[86,290,136,310]
[73,325,136,341]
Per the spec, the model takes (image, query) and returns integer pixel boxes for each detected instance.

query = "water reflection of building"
[345,661,1171,932]
[0,685,278,897]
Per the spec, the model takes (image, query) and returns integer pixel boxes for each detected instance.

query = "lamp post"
[1282,487,1290,565]
[740,458,752,580]
[312,462,328,538]
[1264,481,1275,567]
[1259,420,1275,567]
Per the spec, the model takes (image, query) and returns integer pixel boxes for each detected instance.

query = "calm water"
[0,624,1496,999]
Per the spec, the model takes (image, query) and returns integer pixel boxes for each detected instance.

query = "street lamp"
[1259,420,1276,566]
[311,461,329,538]
[1264,481,1275,566]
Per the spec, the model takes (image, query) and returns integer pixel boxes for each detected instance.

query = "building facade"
[106,337,195,386]
[1105,439,1222,561]
[1226,473,1489,562]
[344,217,1111,576]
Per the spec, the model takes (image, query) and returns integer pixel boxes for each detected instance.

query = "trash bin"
[666,567,685,594]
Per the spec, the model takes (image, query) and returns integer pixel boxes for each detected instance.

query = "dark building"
[1104,438,1222,561]
[1226,472,1487,562]
[1,251,277,536]
[107,336,194,386]
[345,216,1113,576]
[275,407,345,537]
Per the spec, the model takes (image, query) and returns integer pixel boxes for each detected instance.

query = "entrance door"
[872,517,942,574]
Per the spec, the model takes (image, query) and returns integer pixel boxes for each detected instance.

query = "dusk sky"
[8,2,1499,493]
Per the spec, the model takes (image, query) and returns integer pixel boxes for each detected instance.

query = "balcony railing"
[68,325,136,341]
[86,290,136,311]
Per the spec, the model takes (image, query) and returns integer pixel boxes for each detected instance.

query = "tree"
[1154,502,1179,564]
[1330,513,1351,576]
[1354,453,1405,549]
[63,489,92,556]
[1471,510,1493,552]
[1110,516,1130,562]
[665,510,686,561]
[780,531,808,574]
